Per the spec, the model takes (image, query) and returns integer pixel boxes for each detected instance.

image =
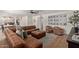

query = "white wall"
[33,11,73,34]
[27,14,34,26]
[19,16,28,26]
[0,16,28,27]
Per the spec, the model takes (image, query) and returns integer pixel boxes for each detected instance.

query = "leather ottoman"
[31,31,46,39]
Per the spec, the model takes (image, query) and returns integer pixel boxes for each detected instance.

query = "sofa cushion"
[22,25,36,30]
[7,26,16,32]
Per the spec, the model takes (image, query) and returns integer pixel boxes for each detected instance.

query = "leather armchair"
[53,27,65,36]
[46,26,53,33]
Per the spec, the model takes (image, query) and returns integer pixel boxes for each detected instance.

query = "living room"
[0,0,79,59]
[0,10,79,48]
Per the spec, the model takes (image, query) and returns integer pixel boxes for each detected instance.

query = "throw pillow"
[16,30,22,38]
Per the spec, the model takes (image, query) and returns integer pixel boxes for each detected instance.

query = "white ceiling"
[0,10,28,16]
[0,10,73,16]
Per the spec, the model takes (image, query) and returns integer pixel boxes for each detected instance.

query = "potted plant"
[69,10,79,34]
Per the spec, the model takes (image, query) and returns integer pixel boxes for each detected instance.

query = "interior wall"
[33,11,73,34]
[0,16,28,27]
[19,16,28,26]
[27,14,34,26]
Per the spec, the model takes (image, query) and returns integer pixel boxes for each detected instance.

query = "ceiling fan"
[29,10,39,14]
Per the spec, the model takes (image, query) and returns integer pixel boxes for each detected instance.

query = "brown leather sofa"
[46,26,53,33]
[53,27,65,36]
[22,25,39,34]
[4,28,42,48]
[4,28,26,48]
